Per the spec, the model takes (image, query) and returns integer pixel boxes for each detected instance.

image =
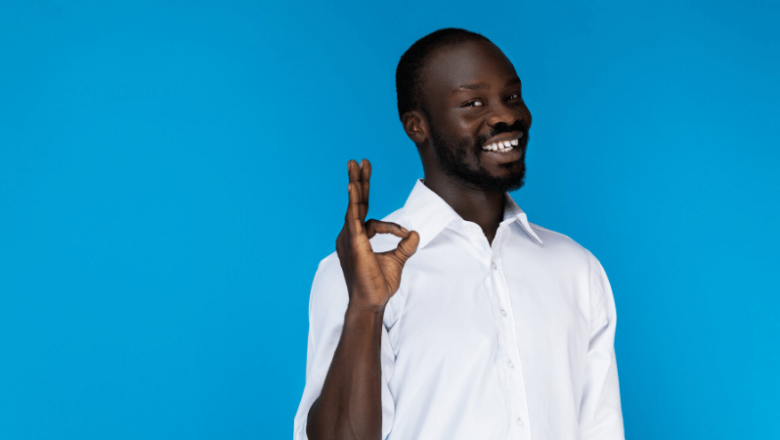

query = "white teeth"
[510,139,518,146]
[483,141,516,152]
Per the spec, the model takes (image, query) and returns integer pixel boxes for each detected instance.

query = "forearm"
[307,306,385,440]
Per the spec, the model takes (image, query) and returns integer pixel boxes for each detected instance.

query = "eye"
[508,93,521,100]
[464,100,484,107]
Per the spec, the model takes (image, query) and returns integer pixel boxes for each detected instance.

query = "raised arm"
[306,159,419,440]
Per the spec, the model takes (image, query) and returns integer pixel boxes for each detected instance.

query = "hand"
[336,159,420,313]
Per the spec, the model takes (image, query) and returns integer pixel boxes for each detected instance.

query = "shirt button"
[516,417,524,427]
[501,308,507,317]
[491,262,498,270]
[508,360,514,369]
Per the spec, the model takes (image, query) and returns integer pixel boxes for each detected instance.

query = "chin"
[466,164,526,193]
[477,159,526,193]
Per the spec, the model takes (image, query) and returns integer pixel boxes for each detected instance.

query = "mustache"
[476,120,530,149]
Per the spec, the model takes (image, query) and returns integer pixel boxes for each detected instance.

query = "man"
[293,28,624,440]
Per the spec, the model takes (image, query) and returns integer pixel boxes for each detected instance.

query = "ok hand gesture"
[336,159,420,313]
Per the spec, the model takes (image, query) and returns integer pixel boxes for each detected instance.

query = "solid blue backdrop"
[1,0,778,438]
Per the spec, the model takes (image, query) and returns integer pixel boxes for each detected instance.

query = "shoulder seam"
[528,222,572,241]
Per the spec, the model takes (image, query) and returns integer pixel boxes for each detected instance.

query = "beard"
[428,122,527,193]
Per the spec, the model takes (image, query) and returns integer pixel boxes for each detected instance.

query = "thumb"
[392,230,420,265]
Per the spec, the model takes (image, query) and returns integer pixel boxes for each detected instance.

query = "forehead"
[422,40,518,99]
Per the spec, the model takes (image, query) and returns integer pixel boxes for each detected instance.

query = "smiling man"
[293,28,624,440]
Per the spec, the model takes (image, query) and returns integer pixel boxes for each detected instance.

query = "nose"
[486,100,524,128]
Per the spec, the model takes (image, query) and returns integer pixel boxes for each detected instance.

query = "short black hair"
[395,28,493,120]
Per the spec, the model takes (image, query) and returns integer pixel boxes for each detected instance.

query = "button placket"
[490,251,532,439]
[486,257,517,438]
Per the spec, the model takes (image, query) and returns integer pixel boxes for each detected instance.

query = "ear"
[401,110,429,145]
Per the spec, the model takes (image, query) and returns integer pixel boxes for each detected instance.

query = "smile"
[481,133,523,153]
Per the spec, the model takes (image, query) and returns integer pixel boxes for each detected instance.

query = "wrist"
[345,303,385,326]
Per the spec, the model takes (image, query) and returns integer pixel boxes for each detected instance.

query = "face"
[418,40,532,193]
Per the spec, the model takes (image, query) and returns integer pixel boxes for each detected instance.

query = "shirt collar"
[403,179,544,248]
[501,190,544,245]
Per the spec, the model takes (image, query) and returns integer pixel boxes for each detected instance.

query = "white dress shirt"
[293,180,624,440]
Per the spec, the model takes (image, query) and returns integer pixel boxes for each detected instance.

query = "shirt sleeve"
[579,256,625,440]
[292,255,397,440]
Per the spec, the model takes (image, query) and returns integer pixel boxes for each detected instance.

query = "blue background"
[1,0,778,438]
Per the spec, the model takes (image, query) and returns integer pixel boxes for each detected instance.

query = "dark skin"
[405,40,531,244]
[307,40,530,440]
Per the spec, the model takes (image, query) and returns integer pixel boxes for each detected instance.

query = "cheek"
[432,117,483,161]
[459,118,482,140]
[450,120,481,145]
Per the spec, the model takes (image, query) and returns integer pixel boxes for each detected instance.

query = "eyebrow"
[454,81,489,92]
[452,77,522,93]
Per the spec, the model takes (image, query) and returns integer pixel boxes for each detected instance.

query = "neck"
[423,172,505,245]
